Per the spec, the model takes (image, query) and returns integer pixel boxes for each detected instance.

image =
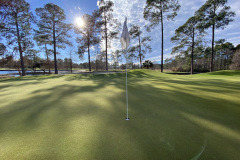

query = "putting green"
[0,70,240,160]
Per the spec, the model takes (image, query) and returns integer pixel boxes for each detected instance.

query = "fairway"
[0,70,240,160]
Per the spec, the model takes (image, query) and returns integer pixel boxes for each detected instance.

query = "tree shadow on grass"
[88,80,240,160]
[0,74,64,82]
[0,80,112,159]
[0,70,240,159]
[0,84,106,134]
[65,71,240,159]
[130,70,240,92]
[160,78,240,91]
[0,75,65,91]
[205,70,240,76]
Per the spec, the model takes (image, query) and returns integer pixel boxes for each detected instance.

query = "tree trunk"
[160,4,164,73]
[96,51,98,71]
[191,27,195,75]
[210,23,215,72]
[105,16,108,71]
[15,15,25,76]
[138,35,142,69]
[220,54,223,70]
[88,35,91,72]
[210,7,216,72]
[53,22,58,74]
[70,49,72,73]
[70,59,72,73]
[45,44,51,74]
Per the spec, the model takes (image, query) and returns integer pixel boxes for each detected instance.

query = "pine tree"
[0,11,6,56]
[129,25,152,69]
[0,0,35,76]
[171,16,205,74]
[34,24,53,74]
[35,3,72,74]
[97,0,119,71]
[195,0,235,72]
[144,0,180,72]
[74,12,100,72]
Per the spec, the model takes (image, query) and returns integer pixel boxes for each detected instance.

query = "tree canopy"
[195,0,235,72]
[0,0,35,76]
[144,0,181,72]
[97,0,119,71]
[129,24,152,69]
[171,16,205,74]
[74,12,100,71]
[35,3,72,74]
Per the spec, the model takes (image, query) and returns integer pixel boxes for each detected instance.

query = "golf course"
[0,70,240,160]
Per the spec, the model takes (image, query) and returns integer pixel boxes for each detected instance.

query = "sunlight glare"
[75,17,84,27]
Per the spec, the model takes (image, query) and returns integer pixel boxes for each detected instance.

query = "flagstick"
[120,17,130,121]
[125,50,130,120]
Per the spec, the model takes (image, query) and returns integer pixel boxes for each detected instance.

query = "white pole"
[126,50,129,120]
[120,17,130,120]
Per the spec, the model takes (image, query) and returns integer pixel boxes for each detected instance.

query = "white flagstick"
[120,17,130,120]
[125,50,129,120]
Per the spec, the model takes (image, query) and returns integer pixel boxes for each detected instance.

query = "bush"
[143,60,153,69]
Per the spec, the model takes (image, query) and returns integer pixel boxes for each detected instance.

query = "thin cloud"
[108,0,239,63]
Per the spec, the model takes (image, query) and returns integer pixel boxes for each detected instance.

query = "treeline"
[0,0,123,75]
[0,54,140,71]
[169,0,238,73]
[0,0,239,76]
[165,41,240,72]
[143,0,238,73]
[0,54,80,71]
[0,0,144,75]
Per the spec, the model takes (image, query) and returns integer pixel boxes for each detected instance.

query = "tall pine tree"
[144,0,180,72]
[195,0,235,72]
[0,0,35,76]
[171,16,205,74]
[129,25,152,69]
[74,13,100,72]
[97,0,119,71]
[35,3,72,74]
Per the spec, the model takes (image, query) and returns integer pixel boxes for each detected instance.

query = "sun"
[75,17,84,27]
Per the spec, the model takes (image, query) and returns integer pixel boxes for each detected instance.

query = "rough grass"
[0,70,240,160]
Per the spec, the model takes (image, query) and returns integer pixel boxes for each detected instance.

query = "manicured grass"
[0,70,240,160]
[0,68,17,70]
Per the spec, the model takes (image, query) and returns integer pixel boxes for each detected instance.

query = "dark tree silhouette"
[143,60,153,69]
[0,0,35,76]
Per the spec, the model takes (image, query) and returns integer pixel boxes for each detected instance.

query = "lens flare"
[75,17,84,27]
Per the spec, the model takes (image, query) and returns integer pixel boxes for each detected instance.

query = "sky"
[25,0,240,64]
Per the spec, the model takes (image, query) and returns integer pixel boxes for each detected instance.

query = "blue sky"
[25,0,99,63]
[25,0,240,64]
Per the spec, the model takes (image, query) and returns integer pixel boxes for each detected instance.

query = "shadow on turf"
[0,74,64,83]
[0,75,66,93]
[0,70,239,159]
[206,70,240,76]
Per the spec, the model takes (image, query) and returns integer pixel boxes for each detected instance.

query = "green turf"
[0,68,16,70]
[0,70,240,160]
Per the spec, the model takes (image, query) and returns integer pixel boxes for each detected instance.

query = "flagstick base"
[125,118,130,120]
